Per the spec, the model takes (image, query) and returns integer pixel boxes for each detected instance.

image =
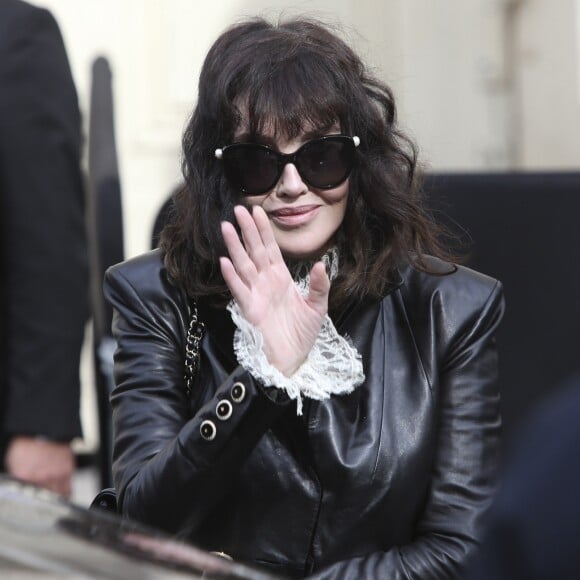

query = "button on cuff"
[231,382,246,403]
[216,399,233,421]
[200,419,216,441]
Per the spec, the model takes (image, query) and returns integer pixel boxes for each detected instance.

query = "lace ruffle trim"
[227,282,365,415]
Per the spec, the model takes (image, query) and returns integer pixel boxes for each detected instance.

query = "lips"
[270,205,318,216]
[268,205,320,226]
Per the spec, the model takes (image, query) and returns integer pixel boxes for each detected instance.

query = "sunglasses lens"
[298,138,355,189]
[223,145,279,195]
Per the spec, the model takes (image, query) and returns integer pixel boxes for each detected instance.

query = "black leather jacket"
[105,249,504,579]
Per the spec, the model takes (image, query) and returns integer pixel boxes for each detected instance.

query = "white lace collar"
[288,247,339,296]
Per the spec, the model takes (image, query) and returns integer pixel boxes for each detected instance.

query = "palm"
[220,205,329,376]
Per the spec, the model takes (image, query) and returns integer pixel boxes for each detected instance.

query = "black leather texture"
[104,249,504,579]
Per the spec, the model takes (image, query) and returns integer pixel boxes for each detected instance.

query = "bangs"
[236,53,349,139]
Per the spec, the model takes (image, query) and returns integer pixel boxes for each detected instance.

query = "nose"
[275,163,307,198]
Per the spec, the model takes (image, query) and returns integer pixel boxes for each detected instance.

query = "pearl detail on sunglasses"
[215,135,359,161]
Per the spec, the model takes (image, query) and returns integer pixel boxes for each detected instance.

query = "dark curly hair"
[161,17,454,312]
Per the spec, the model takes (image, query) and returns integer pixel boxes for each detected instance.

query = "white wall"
[382,1,513,170]
[516,0,580,167]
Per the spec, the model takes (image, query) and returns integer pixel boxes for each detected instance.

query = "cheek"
[333,198,348,231]
[325,184,349,219]
[318,179,349,203]
[316,189,348,241]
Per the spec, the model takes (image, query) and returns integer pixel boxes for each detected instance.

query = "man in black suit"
[0,0,88,496]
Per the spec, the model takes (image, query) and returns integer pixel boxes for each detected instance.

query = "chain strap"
[184,299,205,397]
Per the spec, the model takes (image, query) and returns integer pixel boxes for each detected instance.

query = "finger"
[220,256,252,307]
[252,206,283,262]
[221,220,257,285]
[234,205,269,269]
[306,261,330,314]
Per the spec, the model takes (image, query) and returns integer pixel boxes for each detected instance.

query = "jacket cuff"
[177,367,290,468]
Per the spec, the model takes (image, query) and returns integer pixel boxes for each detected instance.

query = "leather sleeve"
[104,264,290,535]
[0,2,87,440]
[309,279,505,580]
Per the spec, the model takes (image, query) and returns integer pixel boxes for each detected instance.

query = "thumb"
[307,261,330,313]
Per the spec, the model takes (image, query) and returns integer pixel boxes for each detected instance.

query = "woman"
[105,18,504,579]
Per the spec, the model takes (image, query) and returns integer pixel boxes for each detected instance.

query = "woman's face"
[239,126,349,260]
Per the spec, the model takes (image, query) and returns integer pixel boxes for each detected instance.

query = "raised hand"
[220,205,330,376]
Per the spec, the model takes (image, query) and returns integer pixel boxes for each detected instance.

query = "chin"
[282,250,318,261]
[279,241,334,262]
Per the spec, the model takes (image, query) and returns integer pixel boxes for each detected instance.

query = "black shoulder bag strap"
[184,298,205,398]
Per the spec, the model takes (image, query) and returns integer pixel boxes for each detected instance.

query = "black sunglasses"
[214,134,360,195]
